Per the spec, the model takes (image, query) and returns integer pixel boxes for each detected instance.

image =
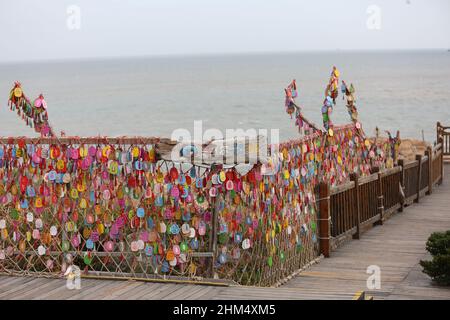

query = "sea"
[1,50,449,143]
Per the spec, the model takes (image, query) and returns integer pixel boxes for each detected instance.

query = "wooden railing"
[431,143,444,187]
[437,122,450,156]
[318,138,444,254]
[330,181,356,239]
[380,166,402,217]
[400,159,419,205]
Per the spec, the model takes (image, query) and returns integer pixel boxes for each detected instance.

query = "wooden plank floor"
[1,165,449,300]
[284,164,450,300]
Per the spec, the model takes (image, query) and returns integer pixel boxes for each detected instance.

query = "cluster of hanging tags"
[284,66,362,137]
[8,82,54,138]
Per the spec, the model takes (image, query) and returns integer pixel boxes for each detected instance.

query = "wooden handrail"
[379,166,402,178]
[402,160,419,170]
[358,173,378,185]
[433,143,442,153]
[433,149,442,160]
[330,181,355,195]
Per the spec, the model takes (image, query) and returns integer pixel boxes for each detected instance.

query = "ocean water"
[1,50,449,143]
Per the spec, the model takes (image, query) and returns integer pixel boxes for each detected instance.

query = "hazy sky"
[1,0,449,62]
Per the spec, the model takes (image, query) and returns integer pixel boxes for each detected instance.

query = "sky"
[1,0,449,62]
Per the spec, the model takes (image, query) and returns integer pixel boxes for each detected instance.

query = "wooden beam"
[438,137,444,185]
[415,154,422,203]
[398,159,405,212]
[318,182,331,258]
[350,173,361,239]
[426,147,433,195]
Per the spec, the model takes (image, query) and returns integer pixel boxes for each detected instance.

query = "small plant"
[420,230,450,286]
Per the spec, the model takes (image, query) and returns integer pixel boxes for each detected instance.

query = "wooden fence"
[318,140,444,254]
[437,122,450,157]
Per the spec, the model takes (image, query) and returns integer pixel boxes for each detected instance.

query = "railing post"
[318,182,331,258]
[371,167,384,225]
[350,173,361,239]
[438,137,444,185]
[208,194,219,278]
[437,121,441,144]
[426,147,433,195]
[398,159,405,212]
[377,169,384,224]
[415,154,422,203]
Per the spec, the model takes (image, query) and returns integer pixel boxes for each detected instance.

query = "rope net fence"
[0,123,397,286]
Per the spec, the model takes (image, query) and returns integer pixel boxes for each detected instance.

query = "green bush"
[420,231,450,286]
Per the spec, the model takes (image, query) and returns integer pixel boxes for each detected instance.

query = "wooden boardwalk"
[285,164,450,300]
[1,165,449,300]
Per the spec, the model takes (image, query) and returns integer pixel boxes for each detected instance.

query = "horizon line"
[1,48,448,65]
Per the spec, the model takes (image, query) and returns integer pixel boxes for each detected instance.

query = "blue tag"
[137,207,145,218]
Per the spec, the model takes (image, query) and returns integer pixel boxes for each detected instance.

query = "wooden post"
[426,147,433,195]
[415,154,422,203]
[398,159,405,212]
[438,137,444,185]
[350,173,361,239]
[318,182,331,258]
[437,121,441,144]
[208,164,220,278]
[372,167,384,225]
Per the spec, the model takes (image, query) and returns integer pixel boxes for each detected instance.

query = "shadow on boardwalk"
[1,165,450,300]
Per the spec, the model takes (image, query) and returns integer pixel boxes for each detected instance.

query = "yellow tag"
[108,161,118,175]
[79,198,87,209]
[97,223,105,234]
[70,189,79,199]
[14,87,22,98]
[102,146,111,158]
[57,159,65,170]
[66,221,74,232]
[76,182,86,193]
[82,228,91,239]
[79,146,88,157]
[148,149,156,162]
[35,197,43,208]
[132,147,140,158]
[282,148,288,160]
[334,68,340,78]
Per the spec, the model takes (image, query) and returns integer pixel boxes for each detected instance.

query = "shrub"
[420,230,450,286]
